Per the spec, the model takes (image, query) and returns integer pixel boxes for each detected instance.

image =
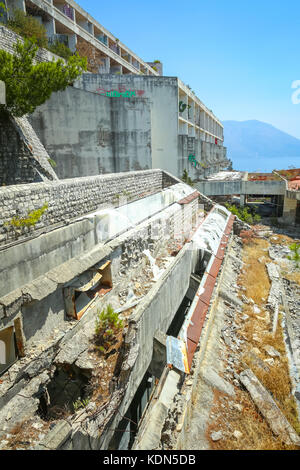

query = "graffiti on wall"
[188,154,206,169]
[179,101,191,113]
[96,85,145,97]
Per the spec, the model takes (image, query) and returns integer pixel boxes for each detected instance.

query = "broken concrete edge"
[167,234,236,447]
[0,244,113,320]
[239,368,300,446]
[145,232,234,449]
[34,420,72,450]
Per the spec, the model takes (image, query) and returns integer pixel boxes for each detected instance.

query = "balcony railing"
[62,4,74,21]
[109,44,120,55]
[95,34,108,46]
[48,34,69,46]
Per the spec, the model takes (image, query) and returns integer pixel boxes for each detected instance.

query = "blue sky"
[79,0,300,139]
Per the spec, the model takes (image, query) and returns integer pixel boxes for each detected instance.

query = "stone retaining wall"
[0,169,176,246]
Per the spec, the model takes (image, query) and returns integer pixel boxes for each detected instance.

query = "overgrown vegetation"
[48,40,73,61]
[181,169,194,187]
[7,9,48,48]
[5,202,48,230]
[225,203,261,224]
[287,243,300,269]
[95,304,124,353]
[0,38,87,116]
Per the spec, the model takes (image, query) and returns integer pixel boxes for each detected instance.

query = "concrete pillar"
[0,80,6,105]
[240,194,245,207]
[44,17,56,37]
[282,195,298,225]
[68,34,77,52]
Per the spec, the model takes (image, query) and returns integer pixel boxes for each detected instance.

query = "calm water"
[233,156,300,172]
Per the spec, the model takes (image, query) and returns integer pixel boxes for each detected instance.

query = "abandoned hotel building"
[0,0,299,452]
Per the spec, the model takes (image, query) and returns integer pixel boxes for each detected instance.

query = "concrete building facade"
[4,0,160,75]
[28,75,230,181]
[74,74,229,180]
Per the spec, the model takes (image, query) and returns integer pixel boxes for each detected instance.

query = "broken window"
[0,326,18,376]
[64,261,112,320]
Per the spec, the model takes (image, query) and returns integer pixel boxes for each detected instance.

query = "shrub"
[0,38,87,117]
[225,203,261,225]
[48,40,73,60]
[95,304,124,352]
[181,169,194,187]
[5,203,48,231]
[287,243,300,269]
[7,9,48,48]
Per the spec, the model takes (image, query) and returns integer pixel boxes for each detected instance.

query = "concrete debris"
[253,305,261,314]
[55,329,90,365]
[248,351,270,372]
[263,345,281,358]
[210,430,223,441]
[239,369,300,446]
[35,420,72,450]
[233,430,243,439]
[201,368,235,397]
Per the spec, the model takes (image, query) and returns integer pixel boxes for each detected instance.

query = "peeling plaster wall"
[29,86,152,179]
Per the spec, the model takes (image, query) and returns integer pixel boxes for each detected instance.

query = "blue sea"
[232,156,300,172]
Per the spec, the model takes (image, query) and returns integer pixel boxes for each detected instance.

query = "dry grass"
[1,418,50,450]
[283,271,300,286]
[209,389,297,450]
[212,236,300,450]
[238,238,271,304]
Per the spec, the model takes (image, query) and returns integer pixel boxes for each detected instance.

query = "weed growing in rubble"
[73,398,90,412]
[287,243,300,269]
[95,304,124,352]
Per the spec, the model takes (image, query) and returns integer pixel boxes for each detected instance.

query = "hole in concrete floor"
[38,364,92,421]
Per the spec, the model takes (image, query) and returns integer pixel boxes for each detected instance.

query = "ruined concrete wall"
[178,135,204,179]
[0,169,164,246]
[29,86,152,179]
[74,74,179,176]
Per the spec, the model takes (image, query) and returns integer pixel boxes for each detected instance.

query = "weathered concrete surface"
[0,371,50,438]
[35,420,72,450]
[200,368,235,397]
[29,86,152,179]
[239,369,300,445]
[195,179,285,197]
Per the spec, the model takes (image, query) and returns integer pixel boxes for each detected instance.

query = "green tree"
[0,39,87,117]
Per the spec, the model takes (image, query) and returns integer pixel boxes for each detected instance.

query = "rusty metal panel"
[166,336,189,374]
[186,338,198,370]
[209,257,223,278]
[216,246,225,260]
[199,274,216,305]
[177,191,199,205]
[187,300,208,344]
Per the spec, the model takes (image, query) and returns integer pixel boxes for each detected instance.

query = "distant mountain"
[223,120,300,171]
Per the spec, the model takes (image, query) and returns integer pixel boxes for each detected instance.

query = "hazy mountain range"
[223,120,300,172]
